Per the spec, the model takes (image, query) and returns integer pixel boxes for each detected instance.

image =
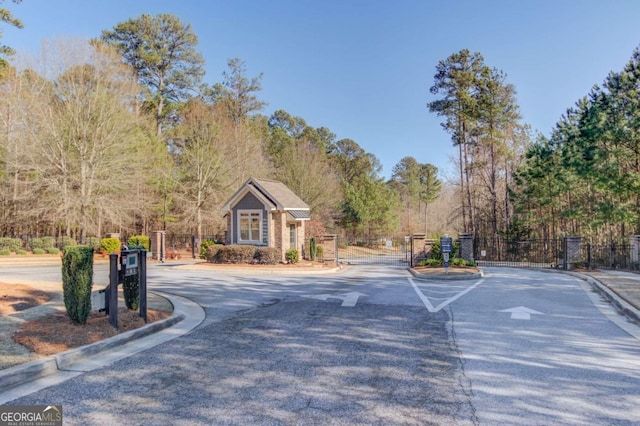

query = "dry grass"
[0,283,51,314]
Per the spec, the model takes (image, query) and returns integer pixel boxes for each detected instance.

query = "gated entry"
[475,237,563,268]
[331,237,410,265]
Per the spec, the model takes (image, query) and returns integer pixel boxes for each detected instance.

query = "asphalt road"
[2,263,640,425]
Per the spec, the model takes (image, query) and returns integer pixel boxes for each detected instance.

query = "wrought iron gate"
[475,237,562,268]
[335,237,410,265]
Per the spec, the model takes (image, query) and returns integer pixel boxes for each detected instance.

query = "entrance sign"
[440,236,453,269]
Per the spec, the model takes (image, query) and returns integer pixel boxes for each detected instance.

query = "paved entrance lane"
[9,298,473,425]
[449,267,640,425]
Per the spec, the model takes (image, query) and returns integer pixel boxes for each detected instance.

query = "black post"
[108,253,118,328]
[191,234,196,259]
[587,243,592,269]
[160,232,164,263]
[139,249,147,322]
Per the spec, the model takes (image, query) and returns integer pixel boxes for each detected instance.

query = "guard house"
[221,177,311,259]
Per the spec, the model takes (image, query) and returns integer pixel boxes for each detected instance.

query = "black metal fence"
[475,237,563,268]
[583,243,637,270]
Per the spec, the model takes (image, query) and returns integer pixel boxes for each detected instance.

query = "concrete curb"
[0,291,203,396]
[408,267,484,281]
[561,271,640,324]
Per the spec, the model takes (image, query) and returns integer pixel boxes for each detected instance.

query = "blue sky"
[4,0,640,179]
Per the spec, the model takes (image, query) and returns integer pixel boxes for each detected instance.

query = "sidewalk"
[570,269,640,323]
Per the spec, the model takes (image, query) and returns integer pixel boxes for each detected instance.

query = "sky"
[3,0,640,180]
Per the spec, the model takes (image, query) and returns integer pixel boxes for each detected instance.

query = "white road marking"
[499,306,544,320]
[305,291,367,307]
[408,277,484,313]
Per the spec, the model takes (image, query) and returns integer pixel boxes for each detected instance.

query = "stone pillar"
[151,230,166,262]
[563,236,582,270]
[410,234,426,267]
[321,234,337,264]
[274,212,287,260]
[458,233,474,262]
[630,235,640,265]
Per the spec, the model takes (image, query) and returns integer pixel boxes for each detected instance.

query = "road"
[2,263,640,425]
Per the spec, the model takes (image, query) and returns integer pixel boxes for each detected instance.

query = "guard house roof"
[221,177,311,218]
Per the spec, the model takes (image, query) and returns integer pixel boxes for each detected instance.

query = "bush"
[127,235,150,251]
[204,243,224,262]
[62,246,94,324]
[47,247,60,255]
[216,245,256,263]
[0,249,11,256]
[100,237,121,254]
[309,237,317,261]
[123,273,139,311]
[0,237,22,252]
[254,247,280,264]
[450,257,476,267]
[200,239,220,260]
[57,236,77,250]
[316,245,324,261]
[32,248,46,255]
[16,249,27,255]
[85,237,101,252]
[285,249,300,264]
[29,237,54,251]
[419,258,442,267]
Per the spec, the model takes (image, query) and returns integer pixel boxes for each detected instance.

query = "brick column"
[458,233,474,262]
[563,236,582,270]
[321,234,337,264]
[410,234,426,267]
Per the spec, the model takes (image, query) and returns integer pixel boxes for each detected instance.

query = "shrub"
[62,246,94,324]
[47,247,60,255]
[100,237,121,254]
[29,237,54,251]
[216,245,256,263]
[85,237,101,252]
[127,235,150,251]
[450,257,476,267]
[285,249,300,264]
[0,249,10,256]
[419,258,442,267]
[123,273,139,311]
[16,249,27,255]
[200,239,219,260]
[32,248,46,255]
[309,237,317,261]
[254,247,280,264]
[0,237,22,252]
[203,244,225,262]
[57,236,77,250]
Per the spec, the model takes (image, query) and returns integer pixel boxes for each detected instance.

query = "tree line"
[0,12,443,242]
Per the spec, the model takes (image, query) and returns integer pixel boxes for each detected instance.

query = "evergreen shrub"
[285,249,300,264]
[127,235,150,251]
[61,246,94,324]
[0,237,22,252]
[46,247,60,255]
[309,237,317,261]
[216,245,256,263]
[32,248,46,255]
[16,249,27,255]
[254,247,280,264]
[58,236,77,250]
[100,237,121,254]
[0,249,11,256]
[123,273,139,310]
[85,237,101,252]
[204,243,224,262]
[29,237,54,251]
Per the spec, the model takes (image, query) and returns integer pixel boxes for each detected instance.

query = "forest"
[1,9,639,245]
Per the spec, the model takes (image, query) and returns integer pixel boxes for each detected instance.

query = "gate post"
[410,234,426,268]
[563,236,582,270]
[151,230,166,262]
[321,234,338,264]
[630,235,640,270]
[458,233,474,262]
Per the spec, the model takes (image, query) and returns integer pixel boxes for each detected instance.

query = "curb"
[408,267,484,281]
[0,292,202,395]
[562,271,640,324]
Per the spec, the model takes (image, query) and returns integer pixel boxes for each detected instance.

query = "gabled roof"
[221,177,310,212]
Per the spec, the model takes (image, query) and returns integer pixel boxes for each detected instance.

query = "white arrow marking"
[305,292,367,307]
[499,306,544,320]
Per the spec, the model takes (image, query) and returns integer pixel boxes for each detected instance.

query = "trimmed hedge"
[254,247,280,264]
[62,245,94,324]
[100,237,121,254]
[127,235,150,251]
[123,273,139,310]
[205,244,282,264]
[32,248,46,255]
[0,237,22,252]
[29,237,54,251]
